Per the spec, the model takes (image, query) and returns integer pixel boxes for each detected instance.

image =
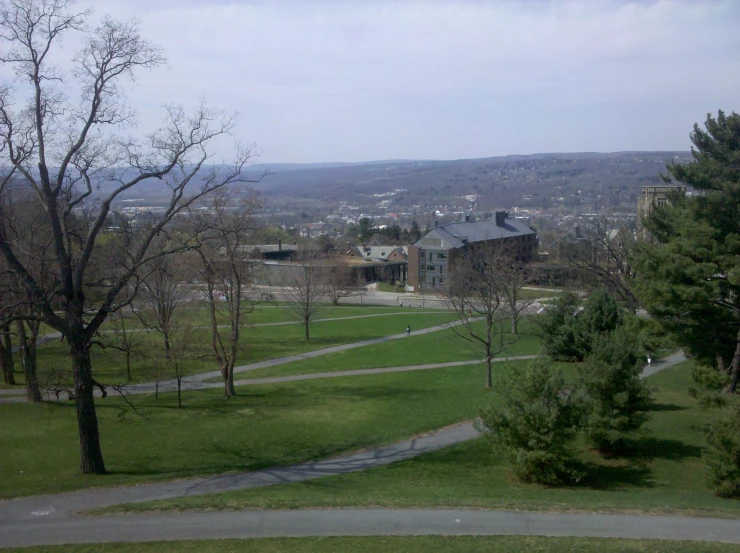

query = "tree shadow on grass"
[622,437,702,462]
[648,403,688,412]
[577,462,654,490]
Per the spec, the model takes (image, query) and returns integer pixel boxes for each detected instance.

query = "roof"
[414,217,535,249]
[346,244,408,261]
[238,244,299,253]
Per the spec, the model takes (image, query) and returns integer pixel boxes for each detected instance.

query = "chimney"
[465,213,470,222]
[574,225,581,238]
[278,238,282,251]
[495,211,507,227]
[363,243,368,253]
[434,220,438,228]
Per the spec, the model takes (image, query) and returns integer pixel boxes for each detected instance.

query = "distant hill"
[246,151,692,212]
[57,151,690,213]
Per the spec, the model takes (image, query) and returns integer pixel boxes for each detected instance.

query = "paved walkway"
[0,317,475,402]
[0,352,691,548]
[5,509,740,548]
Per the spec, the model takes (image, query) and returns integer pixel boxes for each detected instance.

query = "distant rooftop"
[415,213,535,249]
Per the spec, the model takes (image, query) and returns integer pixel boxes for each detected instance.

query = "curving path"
[0,352,693,549]
[0,316,473,402]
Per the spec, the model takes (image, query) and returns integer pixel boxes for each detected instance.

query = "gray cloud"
[7,1,740,162]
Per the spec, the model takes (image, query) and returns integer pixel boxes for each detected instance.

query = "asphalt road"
[6,509,740,548]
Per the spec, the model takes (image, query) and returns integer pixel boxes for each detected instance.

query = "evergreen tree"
[580,288,622,337]
[540,291,588,361]
[705,404,740,497]
[633,110,740,393]
[579,327,652,455]
[476,359,585,485]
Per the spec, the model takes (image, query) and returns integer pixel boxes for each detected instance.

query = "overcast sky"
[19,1,740,163]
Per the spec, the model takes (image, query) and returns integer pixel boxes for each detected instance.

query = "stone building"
[407,211,537,291]
[637,184,686,237]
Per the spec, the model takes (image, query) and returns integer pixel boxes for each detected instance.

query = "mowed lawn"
[6,536,740,553]
[1,309,457,388]
[242,318,543,379]
[0,361,513,498]
[109,361,740,519]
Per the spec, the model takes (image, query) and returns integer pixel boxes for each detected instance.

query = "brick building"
[407,211,537,291]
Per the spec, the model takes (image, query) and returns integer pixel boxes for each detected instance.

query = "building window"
[656,198,667,207]
[438,253,447,260]
[428,265,436,272]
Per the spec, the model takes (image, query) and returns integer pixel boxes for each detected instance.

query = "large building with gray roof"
[408,211,537,291]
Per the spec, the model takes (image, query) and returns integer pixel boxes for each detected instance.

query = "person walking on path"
[647,354,652,367]
[406,325,411,337]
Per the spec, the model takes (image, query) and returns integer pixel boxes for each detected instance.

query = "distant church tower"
[637,184,686,237]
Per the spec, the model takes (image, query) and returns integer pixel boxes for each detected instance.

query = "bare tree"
[170,326,196,409]
[282,246,329,340]
[325,262,357,306]
[561,217,638,309]
[498,252,539,335]
[0,181,53,399]
[138,252,187,360]
[193,190,260,397]
[444,241,510,388]
[0,1,260,473]
[15,319,42,401]
[0,320,13,385]
[106,310,146,381]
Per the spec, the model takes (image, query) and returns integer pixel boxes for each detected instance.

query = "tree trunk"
[305,319,310,340]
[511,316,518,335]
[164,333,171,360]
[18,321,41,402]
[125,350,131,381]
[24,338,42,402]
[222,360,236,398]
[69,338,106,474]
[1,325,15,385]
[725,330,740,394]
[485,356,492,388]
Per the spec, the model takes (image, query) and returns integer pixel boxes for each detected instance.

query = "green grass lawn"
[1,310,457,388]
[0,361,514,499]
[517,288,564,300]
[241,318,543,379]
[6,537,740,553]
[375,282,406,293]
[108,361,740,519]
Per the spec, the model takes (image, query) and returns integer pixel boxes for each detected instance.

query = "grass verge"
[5,536,740,553]
[0,362,509,498]
[242,318,542,379]
[103,361,740,519]
[1,310,457,388]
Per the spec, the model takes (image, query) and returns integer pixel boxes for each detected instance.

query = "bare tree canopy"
[559,217,638,309]
[138,250,188,360]
[325,261,357,306]
[282,246,329,340]
[0,0,260,474]
[444,240,512,388]
[193,188,261,397]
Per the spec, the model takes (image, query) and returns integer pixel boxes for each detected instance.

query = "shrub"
[705,404,740,497]
[539,291,589,361]
[476,358,585,485]
[580,288,622,337]
[579,327,652,455]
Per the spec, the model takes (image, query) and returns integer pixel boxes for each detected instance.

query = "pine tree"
[633,110,740,393]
